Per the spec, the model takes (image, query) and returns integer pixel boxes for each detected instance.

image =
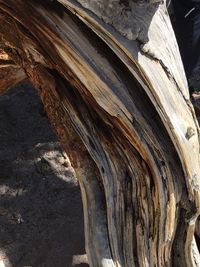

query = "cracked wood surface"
[0,1,200,266]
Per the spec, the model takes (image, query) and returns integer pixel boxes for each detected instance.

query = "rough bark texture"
[0,1,200,267]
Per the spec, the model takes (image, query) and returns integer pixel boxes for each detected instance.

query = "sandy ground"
[0,83,89,267]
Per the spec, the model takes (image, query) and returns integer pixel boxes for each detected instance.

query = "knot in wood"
[186,127,195,140]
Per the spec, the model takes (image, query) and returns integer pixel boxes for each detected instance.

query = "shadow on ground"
[0,83,88,267]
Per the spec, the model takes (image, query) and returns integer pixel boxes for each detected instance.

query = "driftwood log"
[0,0,200,266]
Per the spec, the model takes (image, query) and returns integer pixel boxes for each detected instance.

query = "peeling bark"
[0,1,200,266]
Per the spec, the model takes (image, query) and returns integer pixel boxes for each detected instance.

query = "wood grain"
[0,1,199,266]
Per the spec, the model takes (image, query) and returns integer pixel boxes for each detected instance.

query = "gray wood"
[0,1,199,266]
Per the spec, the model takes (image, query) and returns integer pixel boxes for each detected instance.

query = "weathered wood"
[0,1,200,266]
[0,50,26,95]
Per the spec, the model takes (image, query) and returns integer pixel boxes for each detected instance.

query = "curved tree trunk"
[0,1,200,266]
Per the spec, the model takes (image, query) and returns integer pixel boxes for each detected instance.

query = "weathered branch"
[0,1,199,267]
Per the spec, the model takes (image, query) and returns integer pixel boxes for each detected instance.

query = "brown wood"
[0,50,26,95]
[0,1,200,266]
